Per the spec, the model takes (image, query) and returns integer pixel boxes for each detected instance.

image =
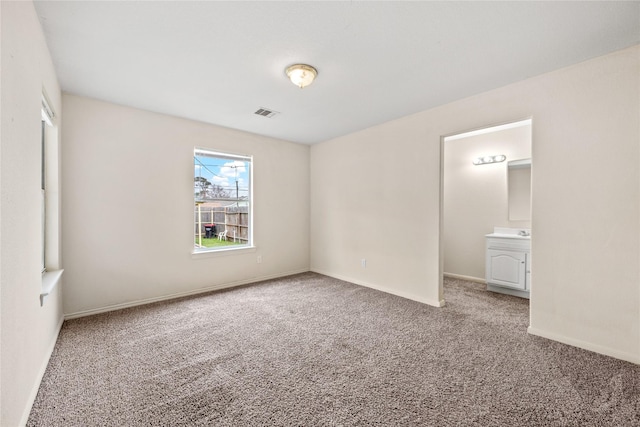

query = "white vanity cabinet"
[485,229,531,299]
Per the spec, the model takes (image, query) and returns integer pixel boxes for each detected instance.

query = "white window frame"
[40,94,63,305]
[193,148,253,254]
[41,120,47,273]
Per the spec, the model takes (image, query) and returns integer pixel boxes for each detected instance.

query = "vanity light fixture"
[473,154,506,165]
[285,64,318,88]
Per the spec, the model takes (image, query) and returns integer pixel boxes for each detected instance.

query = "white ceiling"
[34,1,640,145]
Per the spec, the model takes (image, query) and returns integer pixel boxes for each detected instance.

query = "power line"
[194,157,226,179]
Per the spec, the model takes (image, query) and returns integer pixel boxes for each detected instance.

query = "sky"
[194,153,250,200]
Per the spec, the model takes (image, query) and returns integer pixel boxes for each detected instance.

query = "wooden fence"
[194,204,249,243]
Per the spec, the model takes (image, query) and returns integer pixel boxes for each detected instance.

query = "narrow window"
[41,97,54,272]
[39,94,63,306]
[194,149,252,252]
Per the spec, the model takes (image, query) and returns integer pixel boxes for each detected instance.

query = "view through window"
[194,149,252,251]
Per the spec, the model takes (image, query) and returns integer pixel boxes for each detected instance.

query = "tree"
[194,176,210,199]
[194,177,230,199]
[209,184,230,199]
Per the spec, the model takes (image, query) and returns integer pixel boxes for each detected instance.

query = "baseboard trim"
[443,272,485,284]
[311,269,445,308]
[64,268,310,320]
[20,315,64,426]
[487,283,530,299]
[527,326,639,365]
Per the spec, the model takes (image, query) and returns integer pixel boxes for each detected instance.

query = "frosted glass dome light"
[285,64,318,89]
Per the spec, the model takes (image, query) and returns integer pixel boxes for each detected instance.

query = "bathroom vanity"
[485,227,531,299]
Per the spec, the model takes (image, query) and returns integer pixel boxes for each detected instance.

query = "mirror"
[508,159,531,221]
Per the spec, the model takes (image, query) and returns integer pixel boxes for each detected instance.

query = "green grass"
[195,237,245,248]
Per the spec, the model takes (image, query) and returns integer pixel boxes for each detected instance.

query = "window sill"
[41,269,63,306]
[191,246,256,259]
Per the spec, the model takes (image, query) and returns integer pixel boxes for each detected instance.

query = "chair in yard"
[218,230,228,241]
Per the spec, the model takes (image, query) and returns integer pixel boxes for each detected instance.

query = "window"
[194,149,252,252]
[41,98,54,272]
[40,93,63,306]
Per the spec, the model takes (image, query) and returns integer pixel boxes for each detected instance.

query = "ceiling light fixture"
[285,64,318,89]
[473,154,506,165]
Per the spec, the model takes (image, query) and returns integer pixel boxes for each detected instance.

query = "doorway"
[441,119,532,298]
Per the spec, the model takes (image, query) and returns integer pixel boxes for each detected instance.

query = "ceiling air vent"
[254,107,279,118]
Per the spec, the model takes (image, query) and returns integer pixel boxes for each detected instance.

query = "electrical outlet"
[361,258,366,268]
[257,255,262,264]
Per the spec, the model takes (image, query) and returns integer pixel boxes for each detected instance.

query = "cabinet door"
[486,249,526,290]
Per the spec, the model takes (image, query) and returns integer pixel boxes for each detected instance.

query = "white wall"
[443,124,531,280]
[0,2,64,425]
[61,95,310,316]
[311,115,445,306]
[311,45,639,363]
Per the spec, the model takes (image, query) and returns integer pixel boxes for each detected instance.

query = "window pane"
[41,120,46,272]
[194,149,251,251]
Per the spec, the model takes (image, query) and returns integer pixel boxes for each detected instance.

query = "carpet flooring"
[28,273,639,426]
